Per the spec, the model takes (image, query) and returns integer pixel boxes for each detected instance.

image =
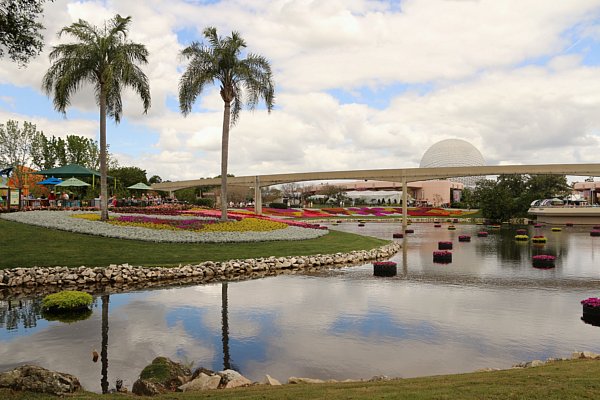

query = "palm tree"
[43,15,151,221]
[179,27,274,220]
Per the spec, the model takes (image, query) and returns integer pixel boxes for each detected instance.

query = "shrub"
[42,290,93,312]
[194,197,214,207]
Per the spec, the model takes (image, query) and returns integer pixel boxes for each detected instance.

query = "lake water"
[2,222,600,393]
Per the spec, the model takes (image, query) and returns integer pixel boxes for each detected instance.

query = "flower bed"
[438,241,452,250]
[1,211,328,243]
[373,261,397,277]
[532,254,556,268]
[458,235,471,242]
[433,250,452,263]
[477,231,488,237]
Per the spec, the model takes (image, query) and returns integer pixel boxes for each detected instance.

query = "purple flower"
[581,298,600,308]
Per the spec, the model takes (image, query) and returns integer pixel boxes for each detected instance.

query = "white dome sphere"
[419,139,485,187]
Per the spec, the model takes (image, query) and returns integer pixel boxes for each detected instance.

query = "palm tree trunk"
[99,85,108,221]
[100,294,109,394]
[220,101,231,221]
[221,282,230,370]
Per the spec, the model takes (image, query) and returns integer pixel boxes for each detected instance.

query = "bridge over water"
[152,163,600,230]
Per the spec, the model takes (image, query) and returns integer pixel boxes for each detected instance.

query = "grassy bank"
[0,219,388,269]
[2,359,600,399]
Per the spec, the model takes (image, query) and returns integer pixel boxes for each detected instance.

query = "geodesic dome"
[419,139,485,187]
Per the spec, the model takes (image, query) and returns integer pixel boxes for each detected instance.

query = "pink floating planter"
[433,250,452,263]
[532,254,556,269]
[438,241,453,250]
[458,235,471,242]
[593,226,600,230]
[373,261,397,277]
[591,230,600,237]
[581,298,600,325]
[477,231,489,237]
[516,229,527,235]
[434,224,442,228]
[392,233,404,239]
[534,224,543,228]
[405,229,414,234]
[358,223,365,227]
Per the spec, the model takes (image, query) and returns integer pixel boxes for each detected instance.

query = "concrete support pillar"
[402,178,408,231]
[254,176,262,215]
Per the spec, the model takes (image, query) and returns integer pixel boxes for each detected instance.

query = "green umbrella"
[127,182,153,190]
[55,177,91,187]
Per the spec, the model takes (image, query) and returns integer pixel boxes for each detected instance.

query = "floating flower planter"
[438,241,453,250]
[514,234,529,241]
[458,235,471,242]
[453,219,459,223]
[516,229,527,235]
[336,220,343,224]
[476,222,484,225]
[551,227,562,232]
[534,224,543,228]
[358,223,365,227]
[373,261,397,277]
[392,233,404,239]
[593,225,600,230]
[434,224,442,228]
[531,235,547,243]
[477,231,489,237]
[581,298,600,325]
[532,254,556,268]
[491,225,501,230]
[433,250,452,263]
[448,225,456,230]
[591,230,600,237]
[566,222,574,227]
[404,229,414,234]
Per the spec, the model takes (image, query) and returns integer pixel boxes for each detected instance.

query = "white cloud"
[1,0,600,181]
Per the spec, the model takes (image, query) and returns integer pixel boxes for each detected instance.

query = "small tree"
[0,120,42,187]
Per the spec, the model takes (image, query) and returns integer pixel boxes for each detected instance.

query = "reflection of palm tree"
[101,295,109,394]
[221,283,230,370]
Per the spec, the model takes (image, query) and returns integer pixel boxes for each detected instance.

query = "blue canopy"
[37,177,63,185]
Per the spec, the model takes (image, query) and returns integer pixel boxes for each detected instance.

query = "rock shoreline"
[0,242,400,300]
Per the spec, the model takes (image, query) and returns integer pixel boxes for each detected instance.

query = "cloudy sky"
[2,0,600,182]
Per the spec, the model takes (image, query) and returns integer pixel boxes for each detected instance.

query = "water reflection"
[1,223,600,392]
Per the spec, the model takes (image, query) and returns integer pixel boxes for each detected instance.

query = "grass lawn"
[0,219,388,269]
[2,359,600,399]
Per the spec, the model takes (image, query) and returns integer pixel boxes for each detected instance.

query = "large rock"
[218,369,252,388]
[0,365,81,395]
[262,374,281,386]
[132,357,192,396]
[178,373,221,392]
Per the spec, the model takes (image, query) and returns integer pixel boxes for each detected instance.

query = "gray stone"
[288,377,325,384]
[0,365,81,395]
[262,374,281,386]
[178,373,221,392]
[530,360,545,367]
[218,369,252,388]
[132,379,164,396]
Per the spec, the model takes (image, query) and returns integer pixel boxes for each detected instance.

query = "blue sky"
[1,0,600,181]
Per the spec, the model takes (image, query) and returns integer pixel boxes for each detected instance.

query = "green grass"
[0,219,388,269]
[2,359,600,399]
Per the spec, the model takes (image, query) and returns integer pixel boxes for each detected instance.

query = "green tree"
[109,166,147,191]
[179,27,274,220]
[0,120,42,187]
[43,14,151,221]
[0,0,51,65]
[148,175,162,184]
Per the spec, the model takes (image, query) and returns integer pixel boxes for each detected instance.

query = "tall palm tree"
[43,15,151,221]
[179,27,274,220]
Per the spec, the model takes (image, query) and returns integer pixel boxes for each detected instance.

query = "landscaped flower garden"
[1,210,328,243]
